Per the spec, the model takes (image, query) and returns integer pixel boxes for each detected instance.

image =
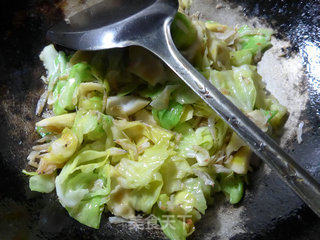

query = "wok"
[0,0,320,239]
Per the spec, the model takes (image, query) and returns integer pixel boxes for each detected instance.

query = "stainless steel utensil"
[47,0,320,216]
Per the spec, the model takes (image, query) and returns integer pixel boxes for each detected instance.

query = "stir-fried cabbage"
[55,150,111,228]
[24,4,288,240]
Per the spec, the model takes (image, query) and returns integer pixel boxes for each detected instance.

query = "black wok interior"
[1,0,320,239]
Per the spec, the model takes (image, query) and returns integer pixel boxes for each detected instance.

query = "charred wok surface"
[0,0,319,240]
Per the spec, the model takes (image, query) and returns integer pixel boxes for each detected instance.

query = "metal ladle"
[47,0,320,216]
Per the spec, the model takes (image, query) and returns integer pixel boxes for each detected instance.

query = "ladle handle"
[142,19,320,217]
